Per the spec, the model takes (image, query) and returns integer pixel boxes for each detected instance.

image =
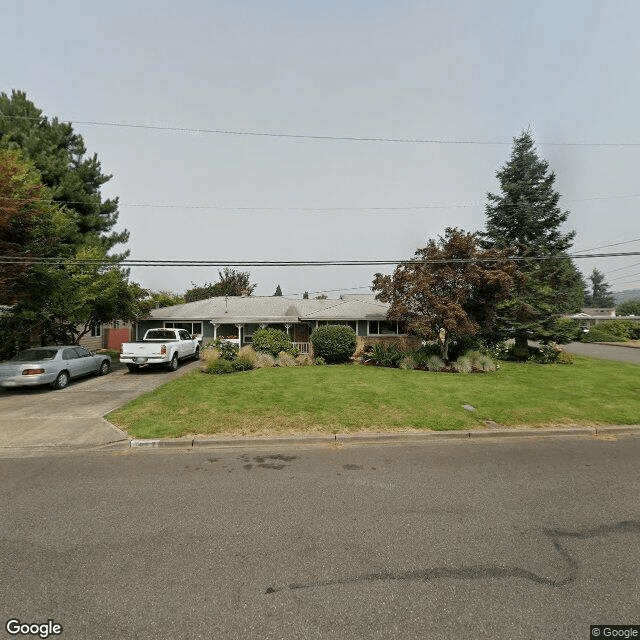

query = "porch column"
[236,324,243,344]
[284,323,291,337]
[210,322,218,340]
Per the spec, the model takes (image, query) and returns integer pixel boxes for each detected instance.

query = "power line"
[573,237,640,254]
[1,192,639,212]
[2,250,640,267]
[3,113,640,146]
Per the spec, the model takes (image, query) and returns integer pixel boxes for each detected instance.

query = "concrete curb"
[126,425,640,449]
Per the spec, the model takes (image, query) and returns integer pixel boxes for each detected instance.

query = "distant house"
[78,320,133,352]
[569,307,640,330]
[135,294,420,355]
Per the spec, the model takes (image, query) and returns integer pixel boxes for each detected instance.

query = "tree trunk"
[439,331,449,362]
[513,331,529,360]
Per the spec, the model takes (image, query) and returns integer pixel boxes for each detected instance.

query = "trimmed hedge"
[251,328,297,358]
[310,325,357,363]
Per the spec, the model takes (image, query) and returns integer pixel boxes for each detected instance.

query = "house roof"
[147,294,390,323]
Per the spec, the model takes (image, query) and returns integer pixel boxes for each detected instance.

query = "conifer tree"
[585,268,614,307]
[274,284,283,296]
[480,131,583,355]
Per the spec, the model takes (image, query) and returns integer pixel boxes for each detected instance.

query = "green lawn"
[106,357,640,439]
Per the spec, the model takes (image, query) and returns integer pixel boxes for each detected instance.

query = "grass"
[106,357,640,439]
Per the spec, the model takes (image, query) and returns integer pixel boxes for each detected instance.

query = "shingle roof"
[148,295,389,323]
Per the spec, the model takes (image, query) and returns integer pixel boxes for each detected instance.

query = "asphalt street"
[1,436,639,639]
[563,341,640,364]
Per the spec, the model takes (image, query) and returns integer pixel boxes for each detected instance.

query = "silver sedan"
[0,346,111,390]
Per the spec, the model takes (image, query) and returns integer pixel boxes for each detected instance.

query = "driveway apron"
[0,361,200,449]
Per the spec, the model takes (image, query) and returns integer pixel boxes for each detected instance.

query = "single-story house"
[78,320,133,352]
[568,307,640,330]
[135,294,420,355]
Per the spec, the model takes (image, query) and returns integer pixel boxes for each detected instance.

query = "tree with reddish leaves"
[372,228,515,361]
[0,149,64,304]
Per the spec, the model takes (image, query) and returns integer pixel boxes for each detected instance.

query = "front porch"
[212,321,312,354]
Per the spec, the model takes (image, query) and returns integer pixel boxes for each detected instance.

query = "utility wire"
[2,113,640,146]
[1,192,639,212]
[2,250,640,267]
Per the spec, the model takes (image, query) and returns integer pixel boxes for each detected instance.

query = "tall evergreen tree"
[585,268,614,307]
[480,131,583,355]
[0,90,128,255]
[273,284,283,296]
[0,92,137,353]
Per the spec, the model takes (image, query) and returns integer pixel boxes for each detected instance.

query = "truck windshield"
[145,330,177,340]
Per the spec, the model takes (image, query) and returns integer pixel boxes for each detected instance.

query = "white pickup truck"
[120,328,200,372]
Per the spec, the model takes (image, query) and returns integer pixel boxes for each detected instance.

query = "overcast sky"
[3,0,639,297]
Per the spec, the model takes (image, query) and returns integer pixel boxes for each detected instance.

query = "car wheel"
[167,353,179,371]
[126,364,140,373]
[193,346,200,360]
[99,360,110,376]
[53,370,70,390]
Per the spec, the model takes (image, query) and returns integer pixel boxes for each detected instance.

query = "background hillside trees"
[184,268,256,302]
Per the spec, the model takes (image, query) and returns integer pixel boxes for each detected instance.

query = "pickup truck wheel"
[126,364,140,373]
[193,346,200,360]
[99,360,110,376]
[53,370,70,390]
[167,353,179,371]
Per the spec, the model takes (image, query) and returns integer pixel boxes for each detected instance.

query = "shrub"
[231,357,254,372]
[252,328,297,357]
[399,356,417,370]
[310,325,357,363]
[253,352,276,368]
[203,347,221,366]
[425,355,445,372]
[452,356,473,373]
[206,359,234,375]
[462,350,497,372]
[556,351,575,365]
[314,356,326,366]
[582,325,625,343]
[362,342,405,367]
[218,341,239,361]
[447,335,483,362]
[238,345,258,364]
[295,354,313,366]
[475,354,497,372]
[408,343,441,367]
[276,351,296,367]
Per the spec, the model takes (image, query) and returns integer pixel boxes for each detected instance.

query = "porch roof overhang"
[209,316,300,324]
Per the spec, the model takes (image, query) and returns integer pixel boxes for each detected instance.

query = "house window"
[316,321,357,331]
[164,321,203,336]
[368,321,402,336]
[113,320,120,329]
[90,323,101,337]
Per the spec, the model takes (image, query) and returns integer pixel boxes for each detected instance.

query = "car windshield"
[145,330,177,340]
[10,348,59,362]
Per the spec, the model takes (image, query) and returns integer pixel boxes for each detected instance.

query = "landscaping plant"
[252,328,297,358]
[310,325,357,363]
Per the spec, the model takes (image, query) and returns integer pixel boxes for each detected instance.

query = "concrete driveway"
[0,360,200,450]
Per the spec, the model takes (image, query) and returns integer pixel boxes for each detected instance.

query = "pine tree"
[274,284,283,296]
[586,268,614,307]
[480,131,584,355]
[0,90,128,255]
